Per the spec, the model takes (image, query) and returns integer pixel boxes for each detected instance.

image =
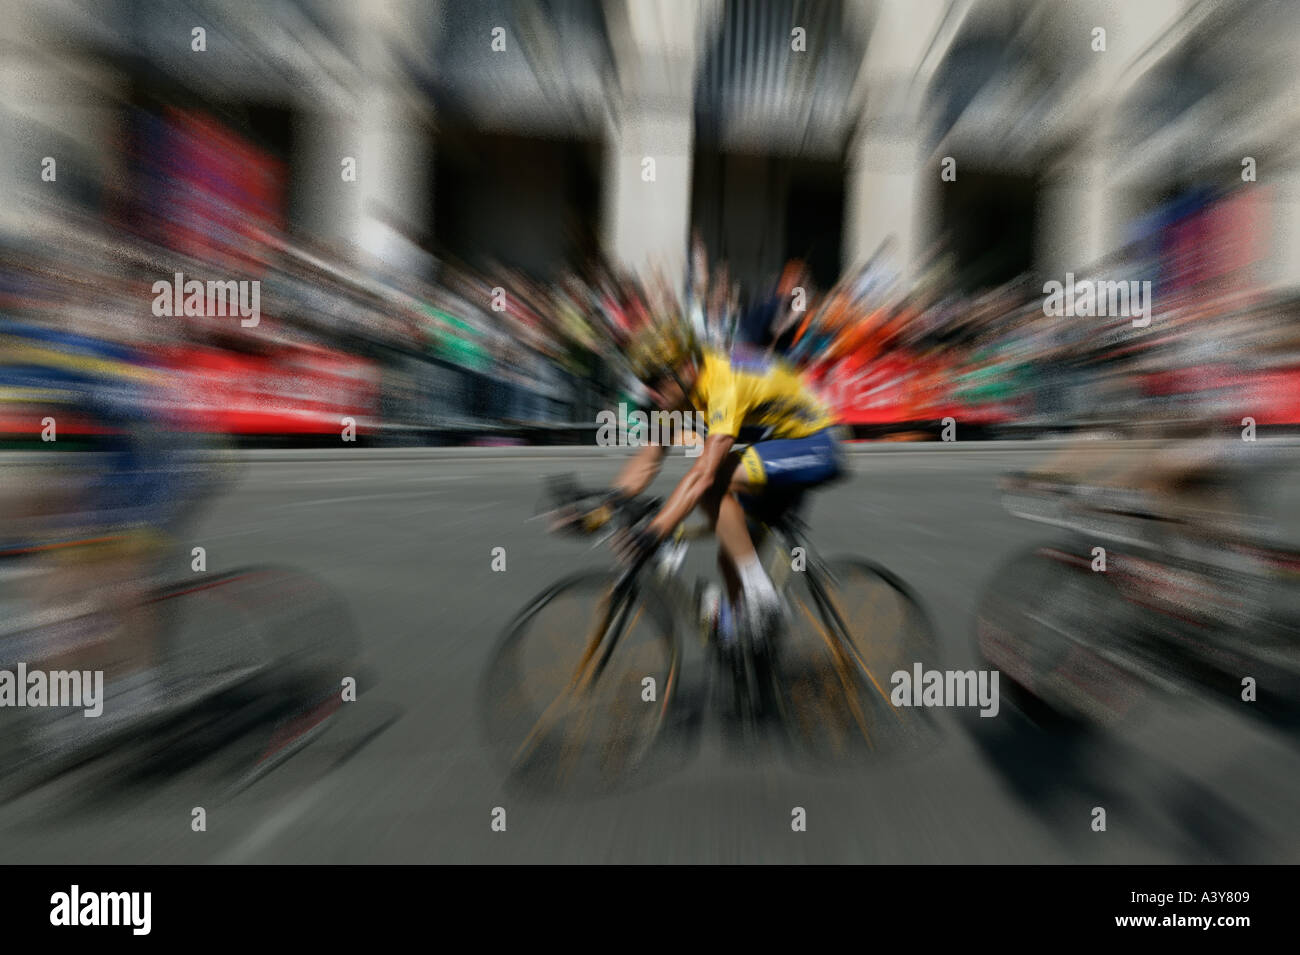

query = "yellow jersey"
[689,346,836,442]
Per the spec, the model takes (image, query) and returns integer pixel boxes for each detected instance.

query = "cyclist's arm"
[647,432,734,537]
[613,441,667,498]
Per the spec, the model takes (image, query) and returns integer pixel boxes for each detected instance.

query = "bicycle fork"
[510,580,643,776]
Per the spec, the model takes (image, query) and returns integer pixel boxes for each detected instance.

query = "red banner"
[156,344,379,434]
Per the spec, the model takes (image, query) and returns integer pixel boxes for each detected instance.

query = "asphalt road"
[2,444,1298,863]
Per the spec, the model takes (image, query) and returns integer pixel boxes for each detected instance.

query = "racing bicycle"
[481,475,941,792]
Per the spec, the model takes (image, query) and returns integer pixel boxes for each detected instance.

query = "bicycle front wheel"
[779,558,940,764]
[480,571,681,793]
[974,547,1147,731]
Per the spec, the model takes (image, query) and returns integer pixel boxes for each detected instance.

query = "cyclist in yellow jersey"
[607,316,846,647]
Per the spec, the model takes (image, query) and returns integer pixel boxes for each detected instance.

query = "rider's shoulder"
[714,344,781,376]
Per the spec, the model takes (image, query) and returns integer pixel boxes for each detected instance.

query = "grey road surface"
[1,444,1297,863]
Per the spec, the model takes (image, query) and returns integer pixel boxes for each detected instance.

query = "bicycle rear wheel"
[480,571,680,794]
[778,558,940,764]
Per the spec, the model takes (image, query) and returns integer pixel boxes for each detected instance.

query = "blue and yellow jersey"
[0,320,178,537]
[689,345,836,442]
[0,321,157,412]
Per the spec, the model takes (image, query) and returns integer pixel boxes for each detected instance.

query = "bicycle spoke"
[557,603,644,779]
[776,559,939,766]
[483,571,678,792]
[570,594,619,690]
[510,597,618,770]
[815,589,900,715]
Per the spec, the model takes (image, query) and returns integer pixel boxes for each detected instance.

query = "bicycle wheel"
[973,547,1148,731]
[153,565,360,705]
[139,566,361,792]
[480,571,680,794]
[0,565,360,803]
[777,558,940,764]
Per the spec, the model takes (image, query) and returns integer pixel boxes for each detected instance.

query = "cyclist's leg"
[729,426,845,591]
[691,452,773,663]
[29,423,172,747]
[696,445,792,641]
[696,429,845,630]
[695,450,751,611]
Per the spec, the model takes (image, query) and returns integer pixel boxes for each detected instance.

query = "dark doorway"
[939,168,1037,291]
[432,123,602,280]
[691,147,844,300]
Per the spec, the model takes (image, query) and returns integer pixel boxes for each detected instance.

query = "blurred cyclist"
[600,310,845,651]
[0,314,182,753]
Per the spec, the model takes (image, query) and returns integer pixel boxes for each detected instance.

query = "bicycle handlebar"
[543,474,660,536]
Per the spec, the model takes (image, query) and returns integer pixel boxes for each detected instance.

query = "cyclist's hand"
[611,524,661,565]
[549,489,620,536]
[580,501,617,533]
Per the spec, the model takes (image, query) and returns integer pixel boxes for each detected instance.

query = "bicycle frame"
[489,482,943,786]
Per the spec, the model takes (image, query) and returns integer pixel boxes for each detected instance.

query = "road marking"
[213,774,342,864]
[283,490,448,507]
